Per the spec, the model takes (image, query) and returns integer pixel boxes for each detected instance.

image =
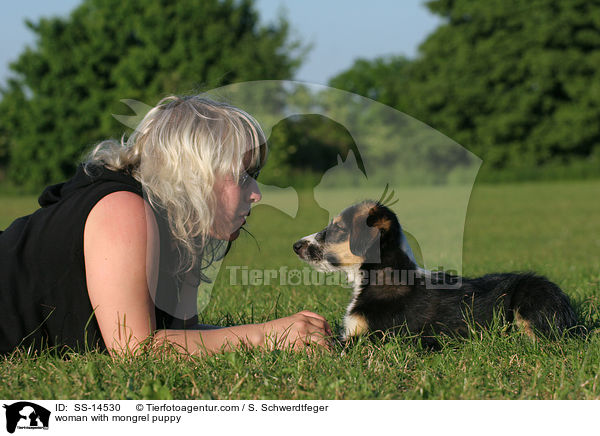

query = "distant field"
[1,180,599,399]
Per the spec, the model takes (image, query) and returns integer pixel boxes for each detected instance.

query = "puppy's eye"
[333,223,346,233]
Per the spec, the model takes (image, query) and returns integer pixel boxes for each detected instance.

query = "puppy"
[293,200,577,344]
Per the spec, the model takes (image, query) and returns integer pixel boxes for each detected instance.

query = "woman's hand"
[260,310,333,351]
[153,312,333,356]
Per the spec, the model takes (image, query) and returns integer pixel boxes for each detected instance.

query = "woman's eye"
[238,173,251,187]
[238,169,259,187]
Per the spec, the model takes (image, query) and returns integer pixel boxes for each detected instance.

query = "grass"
[1,179,599,399]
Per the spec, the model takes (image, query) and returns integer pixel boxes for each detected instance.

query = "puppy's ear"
[366,204,393,232]
[349,204,397,258]
[349,213,379,257]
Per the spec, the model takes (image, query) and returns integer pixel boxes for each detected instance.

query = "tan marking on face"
[344,313,369,338]
[326,240,365,265]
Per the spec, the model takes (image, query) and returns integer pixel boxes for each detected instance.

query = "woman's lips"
[238,209,251,227]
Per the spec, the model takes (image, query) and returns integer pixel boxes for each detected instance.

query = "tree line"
[331,0,600,179]
[1,0,599,191]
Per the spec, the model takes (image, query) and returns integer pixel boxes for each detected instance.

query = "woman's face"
[212,169,262,241]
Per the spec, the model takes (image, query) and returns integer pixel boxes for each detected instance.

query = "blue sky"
[0,0,442,86]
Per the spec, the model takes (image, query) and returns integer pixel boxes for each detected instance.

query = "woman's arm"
[154,310,332,354]
[84,191,158,354]
[84,192,331,356]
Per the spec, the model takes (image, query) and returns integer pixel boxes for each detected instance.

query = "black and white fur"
[293,200,577,344]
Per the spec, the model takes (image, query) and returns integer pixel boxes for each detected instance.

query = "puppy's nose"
[293,240,305,254]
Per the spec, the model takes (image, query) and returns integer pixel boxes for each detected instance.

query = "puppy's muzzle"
[293,240,305,255]
[293,238,323,262]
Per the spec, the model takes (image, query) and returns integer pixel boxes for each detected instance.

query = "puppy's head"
[293,200,401,271]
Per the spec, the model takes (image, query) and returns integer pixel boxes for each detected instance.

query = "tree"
[331,0,600,170]
[259,114,362,189]
[329,56,411,107]
[0,0,305,190]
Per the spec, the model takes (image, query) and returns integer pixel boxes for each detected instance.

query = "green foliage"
[329,56,411,106]
[0,0,305,190]
[285,83,478,187]
[259,114,360,188]
[330,0,600,175]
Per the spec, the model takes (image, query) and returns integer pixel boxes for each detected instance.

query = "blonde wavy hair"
[85,95,268,274]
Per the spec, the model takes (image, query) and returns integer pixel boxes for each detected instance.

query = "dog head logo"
[3,402,50,433]
[112,80,481,314]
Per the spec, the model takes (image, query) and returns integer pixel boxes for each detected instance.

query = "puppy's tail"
[509,273,579,337]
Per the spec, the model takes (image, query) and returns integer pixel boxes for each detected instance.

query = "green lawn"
[1,180,599,399]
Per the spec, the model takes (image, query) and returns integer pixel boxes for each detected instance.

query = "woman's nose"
[249,179,262,203]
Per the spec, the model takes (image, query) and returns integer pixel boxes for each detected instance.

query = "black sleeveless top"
[0,165,199,354]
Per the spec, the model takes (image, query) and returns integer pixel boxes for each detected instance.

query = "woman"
[0,95,332,355]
